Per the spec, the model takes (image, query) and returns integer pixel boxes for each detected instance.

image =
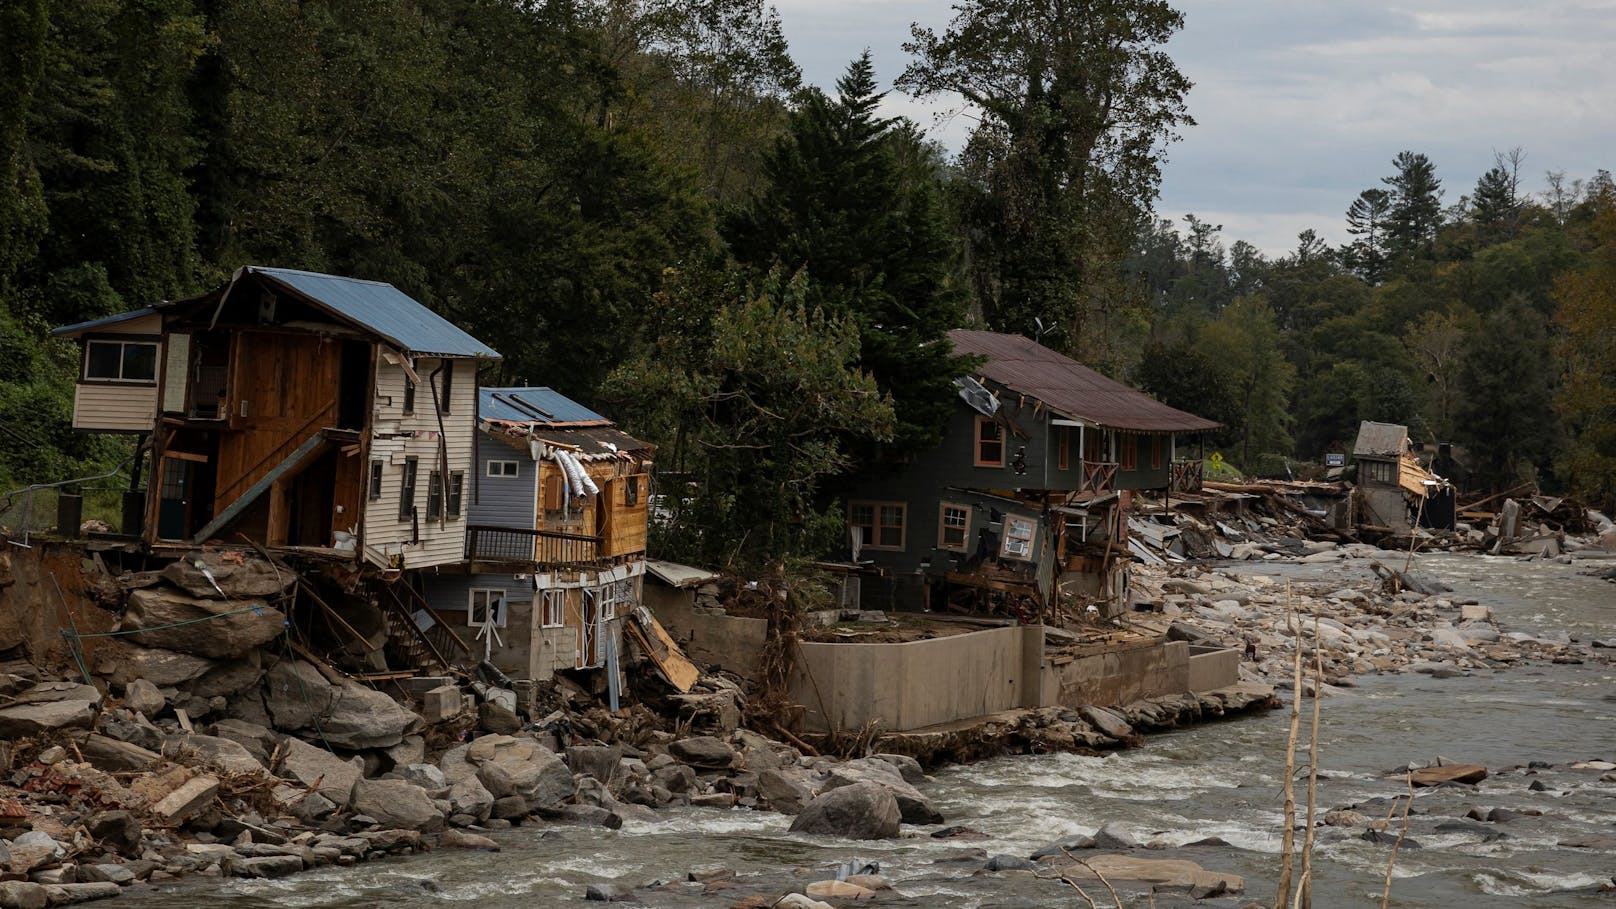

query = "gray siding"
[471,433,536,529]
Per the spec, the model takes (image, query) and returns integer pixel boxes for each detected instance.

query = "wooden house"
[1351,420,1452,532]
[835,329,1219,619]
[419,387,655,681]
[52,266,499,568]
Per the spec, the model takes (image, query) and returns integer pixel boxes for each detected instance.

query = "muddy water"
[126,554,1615,908]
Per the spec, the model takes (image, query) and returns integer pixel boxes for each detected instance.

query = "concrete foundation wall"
[1048,640,1189,708]
[789,626,1044,733]
[1188,646,1241,692]
[644,586,767,680]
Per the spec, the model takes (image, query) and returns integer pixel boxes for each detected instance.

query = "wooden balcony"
[1169,458,1203,493]
[1081,460,1119,493]
[465,524,605,569]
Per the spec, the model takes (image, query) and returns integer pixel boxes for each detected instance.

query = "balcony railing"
[466,524,604,568]
[1081,460,1119,493]
[1169,458,1203,493]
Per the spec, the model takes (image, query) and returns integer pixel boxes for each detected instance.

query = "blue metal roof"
[248,267,500,359]
[480,387,609,425]
[50,307,158,337]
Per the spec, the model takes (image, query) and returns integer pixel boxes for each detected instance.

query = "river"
[125,552,1615,908]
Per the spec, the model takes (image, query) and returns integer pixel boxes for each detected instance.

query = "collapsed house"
[1350,421,1454,532]
[417,387,655,684]
[834,329,1220,620]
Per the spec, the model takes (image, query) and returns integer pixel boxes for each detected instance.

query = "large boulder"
[318,684,421,749]
[0,683,100,737]
[164,734,268,775]
[93,642,215,687]
[188,651,265,700]
[669,736,738,769]
[503,751,576,810]
[121,587,285,659]
[161,553,296,599]
[351,779,444,833]
[74,733,160,772]
[209,718,279,764]
[277,737,361,804]
[263,661,333,731]
[788,782,902,839]
[822,758,943,825]
[566,746,622,785]
[123,679,166,718]
[757,768,814,815]
[447,776,495,822]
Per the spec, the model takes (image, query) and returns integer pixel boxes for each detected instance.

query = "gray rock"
[163,734,267,775]
[0,882,46,909]
[585,883,630,901]
[161,553,295,599]
[96,709,164,751]
[566,745,622,784]
[230,855,305,878]
[985,854,1035,872]
[93,642,215,687]
[1092,821,1138,849]
[41,883,122,905]
[87,811,143,856]
[822,758,943,825]
[0,699,96,738]
[12,831,64,857]
[318,684,421,750]
[75,864,134,885]
[490,796,530,820]
[75,734,159,772]
[385,735,427,769]
[121,587,284,659]
[870,753,927,785]
[439,829,499,851]
[277,737,361,804]
[123,679,165,718]
[1080,705,1135,740]
[398,763,448,793]
[351,779,445,833]
[477,700,521,734]
[757,768,814,815]
[263,661,333,731]
[788,782,902,839]
[476,761,517,799]
[447,776,494,822]
[669,736,737,769]
[188,651,265,700]
[208,718,278,763]
[504,751,576,809]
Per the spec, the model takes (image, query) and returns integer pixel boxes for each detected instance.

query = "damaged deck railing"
[1081,460,1119,493]
[1169,458,1204,493]
[465,525,604,568]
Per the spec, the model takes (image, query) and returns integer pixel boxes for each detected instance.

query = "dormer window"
[84,339,158,384]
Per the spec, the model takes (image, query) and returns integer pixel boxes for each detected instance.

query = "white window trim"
[468,587,507,628]
[540,589,565,628]
[486,460,519,478]
[83,338,160,384]
[938,501,971,552]
[999,514,1038,561]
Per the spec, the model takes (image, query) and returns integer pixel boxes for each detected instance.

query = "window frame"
[849,499,906,552]
[426,469,444,521]
[468,587,507,629]
[540,589,565,628]
[398,457,418,522]
[938,502,971,552]
[448,471,464,517]
[368,460,384,502]
[974,417,1005,467]
[1150,435,1162,470]
[402,377,416,415]
[624,474,641,507]
[1120,434,1138,470]
[438,361,453,414]
[486,460,519,478]
[999,513,1038,561]
[1057,427,1070,470]
[82,337,160,385]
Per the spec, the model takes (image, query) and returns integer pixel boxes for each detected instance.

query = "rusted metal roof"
[947,330,1221,433]
[1352,421,1408,457]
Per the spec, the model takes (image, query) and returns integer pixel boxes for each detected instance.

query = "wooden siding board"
[72,384,158,432]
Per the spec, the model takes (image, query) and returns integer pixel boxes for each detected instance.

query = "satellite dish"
[954,376,999,417]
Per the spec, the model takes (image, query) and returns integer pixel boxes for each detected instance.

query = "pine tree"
[1382,151,1444,263]
[1471,165,1520,243]
[1343,188,1391,283]
[724,52,969,454]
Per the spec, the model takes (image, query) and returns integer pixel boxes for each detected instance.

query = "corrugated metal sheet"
[947,330,1221,433]
[1352,421,1408,457]
[483,422,653,460]
[50,307,158,337]
[250,267,499,359]
[481,387,607,426]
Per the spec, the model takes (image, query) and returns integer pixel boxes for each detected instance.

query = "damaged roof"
[947,330,1221,433]
[480,386,653,461]
[1353,421,1409,457]
[481,387,609,427]
[483,422,654,461]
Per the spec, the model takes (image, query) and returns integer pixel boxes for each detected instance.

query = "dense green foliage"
[2,0,1612,545]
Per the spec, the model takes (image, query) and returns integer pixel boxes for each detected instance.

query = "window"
[1151,435,1162,470]
[426,469,443,520]
[1000,514,1037,560]
[84,339,158,383]
[368,460,384,502]
[625,475,641,507]
[540,590,565,628]
[399,457,418,521]
[1084,428,1105,464]
[1058,427,1071,470]
[438,362,453,414]
[468,588,506,628]
[448,471,464,517]
[975,417,1004,467]
[487,460,519,478]
[1120,435,1138,470]
[939,503,971,552]
[849,501,906,551]
[402,378,416,415]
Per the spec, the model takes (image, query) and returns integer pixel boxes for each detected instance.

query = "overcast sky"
[772,0,1616,256]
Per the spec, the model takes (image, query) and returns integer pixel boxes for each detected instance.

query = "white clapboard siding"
[72,383,158,432]
[362,356,479,570]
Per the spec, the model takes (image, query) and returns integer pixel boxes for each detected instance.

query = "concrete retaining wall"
[1047,640,1189,708]
[644,586,767,680]
[1188,645,1241,692]
[789,626,1044,733]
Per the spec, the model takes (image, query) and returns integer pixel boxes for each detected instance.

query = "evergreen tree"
[1454,296,1558,488]
[1382,150,1444,263]
[1471,165,1521,243]
[1343,188,1391,283]
[724,52,969,454]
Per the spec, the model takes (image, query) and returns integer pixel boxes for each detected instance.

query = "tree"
[1382,151,1443,263]
[604,267,895,571]
[899,0,1193,362]
[1402,308,1473,441]
[724,53,969,455]
[0,0,48,296]
[1453,296,1558,489]
[1471,158,1522,244]
[1343,188,1391,283]
[1199,296,1294,470]
[1553,185,1616,509]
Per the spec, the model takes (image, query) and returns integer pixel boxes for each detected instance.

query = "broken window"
[448,471,464,516]
[540,589,565,628]
[426,469,443,521]
[975,417,1004,467]
[84,339,158,383]
[438,362,453,413]
[1000,514,1037,560]
[368,460,384,502]
[399,457,418,521]
[939,503,971,551]
[468,588,506,628]
[849,501,905,550]
[403,377,416,415]
[625,474,641,507]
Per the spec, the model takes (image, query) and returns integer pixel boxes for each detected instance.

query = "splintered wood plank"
[627,609,699,693]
